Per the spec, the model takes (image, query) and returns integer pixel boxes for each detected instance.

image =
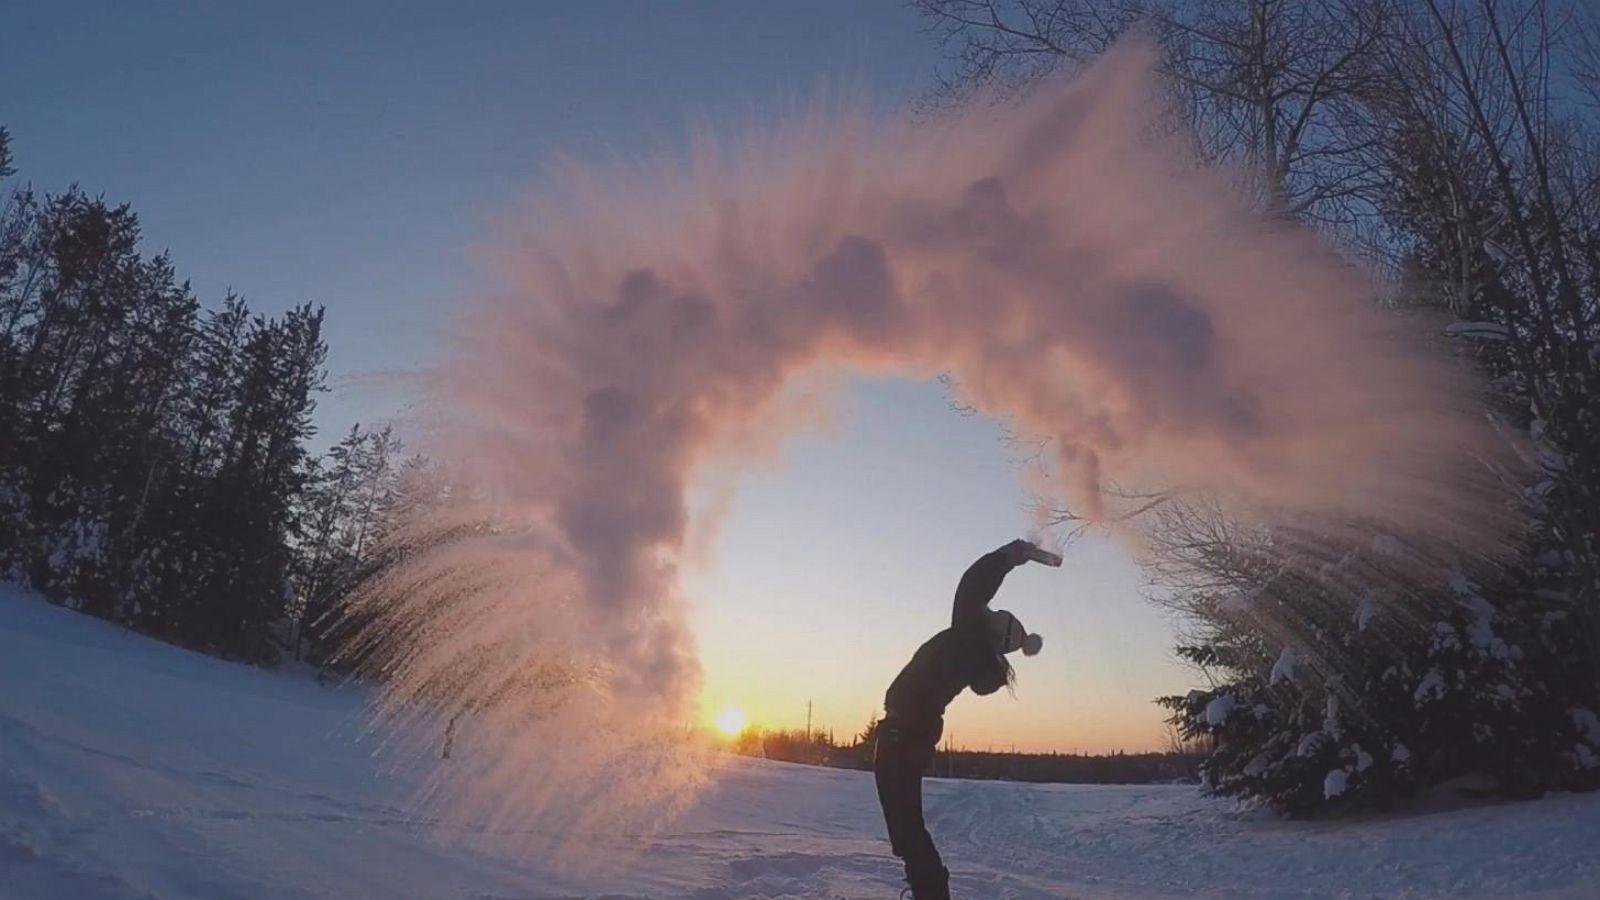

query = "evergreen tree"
[0,125,332,666]
[291,425,408,666]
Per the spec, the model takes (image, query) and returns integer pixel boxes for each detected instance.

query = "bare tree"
[914,0,1392,225]
[914,1,1600,807]
[1379,0,1600,666]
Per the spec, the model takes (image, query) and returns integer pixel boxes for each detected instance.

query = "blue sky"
[3,1,1193,751]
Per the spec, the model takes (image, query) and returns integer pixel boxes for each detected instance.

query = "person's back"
[883,623,1008,724]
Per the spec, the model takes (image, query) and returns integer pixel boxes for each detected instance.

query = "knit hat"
[987,609,1043,657]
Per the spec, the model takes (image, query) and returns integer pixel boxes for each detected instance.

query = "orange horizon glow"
[715,706,748,737]
[694,676,1172,757]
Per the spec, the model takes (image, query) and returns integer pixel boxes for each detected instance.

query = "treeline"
[918,0,1600,813]
[0,127,417,666]
[729,721,1202,784]
[917,747,1198,784]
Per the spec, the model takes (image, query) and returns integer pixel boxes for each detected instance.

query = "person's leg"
[874,717,913,858]
[899,782,948,897]
[904,720,949,899]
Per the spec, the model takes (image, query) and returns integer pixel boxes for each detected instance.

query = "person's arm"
[950,539,1036,628]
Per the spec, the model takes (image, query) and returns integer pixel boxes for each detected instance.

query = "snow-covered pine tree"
[1160,0,1600,812]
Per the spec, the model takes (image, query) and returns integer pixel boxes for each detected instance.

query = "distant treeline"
[730,723,1203,785]
[0,126,418,666]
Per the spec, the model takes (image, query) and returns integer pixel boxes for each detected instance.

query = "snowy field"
[3,586,1599,899]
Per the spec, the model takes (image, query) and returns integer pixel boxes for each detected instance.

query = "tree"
[0,127,14,181]
[0,124,333,666]
[291,424,408,665]
[914,0,1393,225]
[913,1,1600,811]
[185,304,326,661]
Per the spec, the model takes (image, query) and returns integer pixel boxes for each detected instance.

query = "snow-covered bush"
[1162,528,1600,814]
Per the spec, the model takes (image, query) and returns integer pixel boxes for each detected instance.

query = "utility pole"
[805,700,812,742]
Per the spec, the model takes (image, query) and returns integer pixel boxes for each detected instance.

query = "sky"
[2,0,1196,752]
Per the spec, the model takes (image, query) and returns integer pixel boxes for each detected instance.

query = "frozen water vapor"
[344,41,1517,853]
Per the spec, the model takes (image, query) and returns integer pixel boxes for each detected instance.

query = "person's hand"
[1000,538,1038,566]
[1000,538,1064,568]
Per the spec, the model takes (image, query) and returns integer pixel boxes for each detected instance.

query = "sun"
[715,706,747,738]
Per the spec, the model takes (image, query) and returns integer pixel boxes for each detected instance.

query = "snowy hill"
[2,585,1598,899]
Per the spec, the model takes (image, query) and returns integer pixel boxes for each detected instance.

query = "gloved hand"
[1000,538,1038,566]
[1001,538,1062,567]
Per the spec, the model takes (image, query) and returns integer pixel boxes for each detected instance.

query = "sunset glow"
[716,706,748,738]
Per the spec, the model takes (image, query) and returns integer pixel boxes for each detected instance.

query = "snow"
[1415,667,1448,703]
[1204,693,1237,726]
[1243,752,1274,778]
[1444,320,1512,341]
[1323,769,1349,799]
[1269,646,1297,685]
[1354,590,1377,631]
[1461,592,1509,658]
[5,585,1600,899]
[1572,708,1600,745]
[1355,748,1375,773]
[1575,744,1600,772]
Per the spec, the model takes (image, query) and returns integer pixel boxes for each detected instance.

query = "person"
[874,538,1049,900]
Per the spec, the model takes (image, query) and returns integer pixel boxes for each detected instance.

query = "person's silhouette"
[874,539,1048,900]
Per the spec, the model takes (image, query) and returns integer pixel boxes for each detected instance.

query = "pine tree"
[0,125,334,666]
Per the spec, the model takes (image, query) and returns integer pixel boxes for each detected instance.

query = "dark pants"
[874,714,949,900]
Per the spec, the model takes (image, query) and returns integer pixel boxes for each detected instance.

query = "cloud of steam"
[346,41,1517,852]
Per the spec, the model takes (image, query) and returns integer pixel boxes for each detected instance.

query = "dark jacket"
[883,549,1019,724]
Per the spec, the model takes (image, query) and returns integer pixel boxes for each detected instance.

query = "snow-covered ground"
[3,585,1599,899]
